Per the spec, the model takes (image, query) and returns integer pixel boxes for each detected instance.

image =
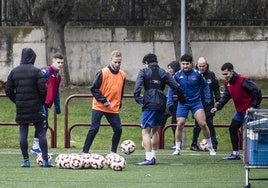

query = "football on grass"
[199,139,208,151]
[120,139,136,155]
[36,153,52,166]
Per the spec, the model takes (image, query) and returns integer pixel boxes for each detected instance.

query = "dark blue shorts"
[141,110,164,129]
[176,101,203,118]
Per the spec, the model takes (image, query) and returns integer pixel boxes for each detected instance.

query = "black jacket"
[134,62,185,111]
[5,48,47,124]
[196,64,221,118]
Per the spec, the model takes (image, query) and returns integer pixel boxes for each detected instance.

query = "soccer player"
[31,53,63,154]
[190,57,221,151]
[134,53,186,165]
[211,62,262,160]
[168,54,216,156]
[82,50,126,154]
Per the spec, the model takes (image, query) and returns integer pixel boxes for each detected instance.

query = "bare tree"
[34,0,78,87]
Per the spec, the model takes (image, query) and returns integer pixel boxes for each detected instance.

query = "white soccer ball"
[55,153,71,169]
[120,139,136,155]
[110,155,126,171]
[82,153,92,169]
[199,139,208,151]
[105,152,121,167]
[36,153,52,166]
[69,153,83,169]
[89,153,105,169]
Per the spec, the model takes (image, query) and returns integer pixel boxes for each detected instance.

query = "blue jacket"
[168,68,211,107]
[134,62,185,111]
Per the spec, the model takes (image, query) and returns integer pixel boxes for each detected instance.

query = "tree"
[34,0,78,87]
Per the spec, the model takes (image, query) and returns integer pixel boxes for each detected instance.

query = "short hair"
[197,57,207,64]
[221,62,234,71]
[111,50,122,58]
[180,54,193,63]
[142,53,158,64]
[52,53,64,59]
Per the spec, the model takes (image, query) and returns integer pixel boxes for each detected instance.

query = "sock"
[32,138,40,149]
[175,141,181,150]
[232,151,239,155]
[145,152,151,160]
[151,150,156,159]
[206,138,213,148]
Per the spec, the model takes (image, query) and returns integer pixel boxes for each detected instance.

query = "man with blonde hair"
[82,50,126,154]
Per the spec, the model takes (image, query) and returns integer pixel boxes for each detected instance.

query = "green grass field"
[1,80,268,188]
[0,148,267,188]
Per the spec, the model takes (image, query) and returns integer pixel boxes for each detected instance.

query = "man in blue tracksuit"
[168,54,216,156]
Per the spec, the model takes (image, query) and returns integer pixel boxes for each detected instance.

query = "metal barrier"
[63,94,242,149]
[64,94,140,148]
[0,94,57,148]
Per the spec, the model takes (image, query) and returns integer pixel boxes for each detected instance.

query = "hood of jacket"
[20,48,36,65]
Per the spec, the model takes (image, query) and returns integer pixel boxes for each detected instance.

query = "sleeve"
[242,78,262,108]
[211,73,221,102]
[90,70,108,104]
[133,70,144,105]
[54,90,61,114]
[166,73,186,105]
[167,86,174,107]
[41,68,50,81]
[37,69,47,103]
[5,71,16,103]
[216,85,231,110]
[200,74,211,104]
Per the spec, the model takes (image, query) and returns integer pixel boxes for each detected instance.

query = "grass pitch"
[0,148,267,188]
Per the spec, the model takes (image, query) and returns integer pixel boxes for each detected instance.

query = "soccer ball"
[36,153,52,166]
[55,153,71,169]
[89,153,105,169]
[82,153,92,169]
[105,152,121,167]
[69,153,83,169]
[199,139,208,151]
[110,155,126,171]
[120,139,136,155]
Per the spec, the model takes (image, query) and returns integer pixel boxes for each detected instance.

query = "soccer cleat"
[31,148,41,155]
[136,158,155,165]
[172,149,180,155]
[21,160,30,167]
[206,147,216,156]
[42,161,55,167]
[190,145,200,151]
[168,145,176,150]
[222,154,241,160]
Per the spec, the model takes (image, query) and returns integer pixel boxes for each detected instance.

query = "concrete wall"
[0,26,267,83]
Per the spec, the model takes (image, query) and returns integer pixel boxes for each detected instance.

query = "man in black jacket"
[190,57,221,151]
[134,53,186,165]
[5,48,54,167]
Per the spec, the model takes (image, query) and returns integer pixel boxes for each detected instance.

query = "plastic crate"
[247,118,268,129]
[246,130,268,166]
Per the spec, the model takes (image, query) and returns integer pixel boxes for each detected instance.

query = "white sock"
[175,141,181,150]
[32,138,40,149]
[145,152,151,160]
[206,138,213,148]
[151,150,156,159]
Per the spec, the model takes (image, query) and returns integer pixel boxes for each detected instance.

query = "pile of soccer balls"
[51,139,136,171]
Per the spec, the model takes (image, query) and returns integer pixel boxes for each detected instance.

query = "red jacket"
[45,66,61,107]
